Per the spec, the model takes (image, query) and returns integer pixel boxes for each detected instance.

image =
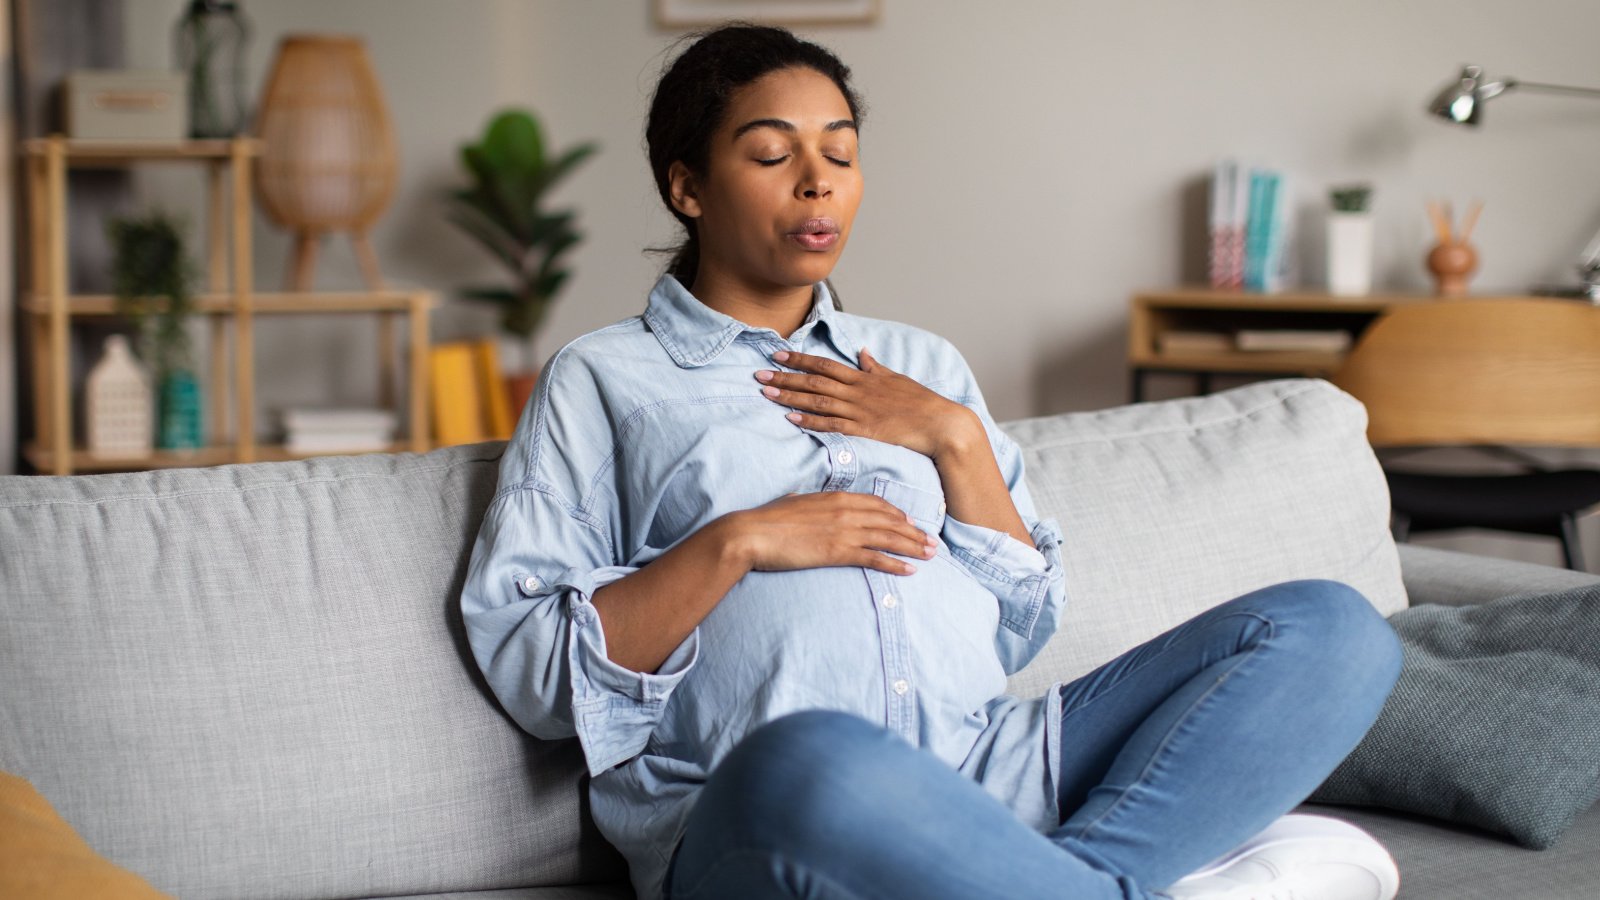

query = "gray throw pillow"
[1308,583,1600,849]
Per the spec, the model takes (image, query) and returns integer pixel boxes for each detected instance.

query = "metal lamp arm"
[1507,79,1600,100]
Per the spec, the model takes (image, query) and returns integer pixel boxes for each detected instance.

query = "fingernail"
[754,370,773,382]
[906,514,916,524]
[761,385,779,398]
[785,412,802,422]
[772,350,790,362]
[902,562,917,574]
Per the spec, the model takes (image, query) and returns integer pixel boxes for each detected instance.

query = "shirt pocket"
[871,475,947,532]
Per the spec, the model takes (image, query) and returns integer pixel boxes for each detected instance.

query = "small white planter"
[1326,212,1374,296]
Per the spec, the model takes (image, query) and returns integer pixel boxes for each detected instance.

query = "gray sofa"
[2,378,1597,899]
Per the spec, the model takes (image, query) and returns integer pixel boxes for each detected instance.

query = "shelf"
[1126,286,1561,402]
[25,439,435,473]
[23,290,437,316]
[22,132,434,475]
[1128,349,1347,375]
[21,137,263,165]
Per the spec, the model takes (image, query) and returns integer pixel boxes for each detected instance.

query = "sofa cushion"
[1000,378,1407,696]
[0,444,623,898]
[0,771,171,899]
[1309,581,1600,849]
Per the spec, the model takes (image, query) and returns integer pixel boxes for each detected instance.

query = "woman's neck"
[689,266,815,340]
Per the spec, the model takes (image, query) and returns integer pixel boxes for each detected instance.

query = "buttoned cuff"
[552,565,700,776]
[942,515,1065,640]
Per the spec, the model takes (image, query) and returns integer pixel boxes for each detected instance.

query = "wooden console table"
[1127,287,1548,402]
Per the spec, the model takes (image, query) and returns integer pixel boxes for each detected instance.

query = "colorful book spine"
[1208,159,1247,289]
[429,342,487,446]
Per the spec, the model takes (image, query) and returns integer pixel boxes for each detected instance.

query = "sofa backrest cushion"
[0,444,620,899]
[1000,378,1408,698]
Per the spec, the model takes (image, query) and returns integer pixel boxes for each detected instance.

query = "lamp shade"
[252,34,397,231]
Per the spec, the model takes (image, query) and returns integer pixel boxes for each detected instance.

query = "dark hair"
[644,22,866,301]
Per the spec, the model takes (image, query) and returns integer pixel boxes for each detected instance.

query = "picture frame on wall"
[654,0,880,28]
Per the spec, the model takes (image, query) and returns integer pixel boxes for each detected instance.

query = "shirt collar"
[643,273,860,368]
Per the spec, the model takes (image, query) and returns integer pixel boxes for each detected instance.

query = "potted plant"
[1327,184,1374,296]
[446,108,597,414]
[108,210,203,451]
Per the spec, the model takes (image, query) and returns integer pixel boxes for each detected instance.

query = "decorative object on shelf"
[446,108,597,413]
[107,209,204,451]
[1424,199,1481,297]
[1426,64,1600,300]
[654,0,880,27]
[63,70,187,141]
[253,33,397,290]
[1327,184,1374,296]
[85,335,154,458]
[174,0,252,139]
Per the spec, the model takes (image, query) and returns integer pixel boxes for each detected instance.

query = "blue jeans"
[662,579,1403,900]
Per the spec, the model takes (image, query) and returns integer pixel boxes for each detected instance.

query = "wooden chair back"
[1329,298,1600,447]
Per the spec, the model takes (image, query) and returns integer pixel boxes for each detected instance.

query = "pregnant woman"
[460,22,1404,900]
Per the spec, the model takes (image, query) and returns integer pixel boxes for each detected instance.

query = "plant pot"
[506,372,539,421]
[1326,212,1374,296]
[157,368,204,451]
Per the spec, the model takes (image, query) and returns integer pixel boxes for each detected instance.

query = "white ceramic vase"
[86,334,154,458]
[1326,211,1374,296]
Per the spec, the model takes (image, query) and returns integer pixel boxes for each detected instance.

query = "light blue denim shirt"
[460,273,1069,900]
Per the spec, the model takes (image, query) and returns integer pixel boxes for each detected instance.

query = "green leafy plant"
[107,210,197,378]
[447,109,598,347]
[1330,184,1374,213]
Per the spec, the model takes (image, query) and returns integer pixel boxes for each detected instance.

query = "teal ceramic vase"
[157,368,204,450]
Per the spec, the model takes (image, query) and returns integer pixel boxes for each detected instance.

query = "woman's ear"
[667,161,703,219]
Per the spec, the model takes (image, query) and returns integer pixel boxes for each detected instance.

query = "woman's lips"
[788,217,841,251]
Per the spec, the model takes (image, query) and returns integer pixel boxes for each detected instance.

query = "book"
[470,338,515,441]
[1243,168,1276,291]
[429,342,487,446]
[1208,159,1249,289]
[1234,329,1352,352]
[1158,330,1235,354]
[285,432,395,454]
[282,407,398,434]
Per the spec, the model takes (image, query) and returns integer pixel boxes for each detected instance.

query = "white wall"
[120,0,1600,567]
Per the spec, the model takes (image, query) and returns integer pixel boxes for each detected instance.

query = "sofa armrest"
[1397,543,1600,608]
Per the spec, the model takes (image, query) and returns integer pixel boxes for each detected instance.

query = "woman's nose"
[798,163,831,199]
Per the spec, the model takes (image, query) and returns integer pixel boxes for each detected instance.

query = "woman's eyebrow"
[730,118,858,141]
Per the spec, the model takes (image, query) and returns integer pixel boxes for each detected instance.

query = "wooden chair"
[1329,297,1600,570]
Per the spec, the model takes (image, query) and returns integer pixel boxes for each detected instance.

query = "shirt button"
[522,575,542,593]
[892,679,910,695]
[937,502,946,516]
[837,449,853,465]
[882,593,898,609]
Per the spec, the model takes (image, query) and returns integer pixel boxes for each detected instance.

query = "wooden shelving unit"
[21,135,435,474]
[1127,287,1549,401]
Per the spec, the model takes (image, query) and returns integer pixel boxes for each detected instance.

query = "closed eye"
[755,155,854,167]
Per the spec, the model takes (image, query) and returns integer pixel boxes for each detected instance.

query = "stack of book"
[281,407,398,454]
[1209,159,1293,292]
[428,338,517,447]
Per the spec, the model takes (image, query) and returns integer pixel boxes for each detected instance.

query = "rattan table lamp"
[253,33,398,290]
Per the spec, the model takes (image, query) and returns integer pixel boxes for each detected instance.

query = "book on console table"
[1234,329,1353,352]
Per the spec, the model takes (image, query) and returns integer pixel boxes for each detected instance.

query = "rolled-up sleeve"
[935,345,1068,675]
[461,486,699,776]
[459,346,699,777]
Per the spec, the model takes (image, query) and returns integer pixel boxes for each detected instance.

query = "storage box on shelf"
[21,134,435,475]
[1127,287,1548,402]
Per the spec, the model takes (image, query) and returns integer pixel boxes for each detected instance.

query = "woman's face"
[670,66,863,292]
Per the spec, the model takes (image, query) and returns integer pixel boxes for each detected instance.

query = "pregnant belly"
[651,554,1005,767]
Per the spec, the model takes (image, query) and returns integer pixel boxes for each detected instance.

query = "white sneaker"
[1160,813,1400,900]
